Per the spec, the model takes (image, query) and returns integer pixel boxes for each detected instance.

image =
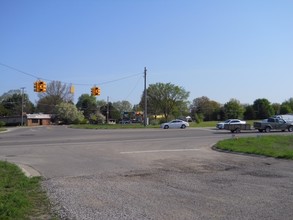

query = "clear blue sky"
[1,0,292,106]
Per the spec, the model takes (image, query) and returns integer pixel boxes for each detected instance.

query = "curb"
[17,163,41,177]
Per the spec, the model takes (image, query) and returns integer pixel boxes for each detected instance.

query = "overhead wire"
[123,74,143,101]
[0,62,39,79]
[0,62,143,86]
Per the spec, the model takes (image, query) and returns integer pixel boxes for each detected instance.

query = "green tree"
[190,96,221,121]
[89,112,106,124]
[271,103,281,115]
[253,98,274,119]
[76,94,98,120]
[113,100,133,113]
[100,103,121,122]
[133,104,143,112]
[140,82,189,121]
[139,89,161,118]
[280,104,292,114]
[97,100,107,108]
[56,102,84,124]
[280,98,293,114]
[223,98,244,119]
[0,91,34,116]
[243,105,256,120]
[0,104,9,116]
[0,90,21,102]
[172,100,190,119]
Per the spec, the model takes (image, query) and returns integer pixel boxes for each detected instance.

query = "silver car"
[161,119,189,129]
[216,119,246,129]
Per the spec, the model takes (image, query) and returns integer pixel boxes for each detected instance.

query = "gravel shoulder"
[43,152,293,220]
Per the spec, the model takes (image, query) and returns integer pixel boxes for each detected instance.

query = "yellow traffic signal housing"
[70,85,75,94]
[42,81,47,92]
[91,86,101,96]
[91,87,95,96]
[33,81,39,92]
[38,81,47,92]
[95,87,101,96]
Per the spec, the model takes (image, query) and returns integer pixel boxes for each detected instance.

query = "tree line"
[1,81,293,125]
[140,82,293,123]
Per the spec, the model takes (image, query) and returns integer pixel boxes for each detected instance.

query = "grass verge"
[70,121,219,129]
[216,135,293,159]
[0,161,56,219]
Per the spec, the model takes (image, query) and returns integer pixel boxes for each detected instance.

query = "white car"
[216,119,246,129]
[161,119,189,129]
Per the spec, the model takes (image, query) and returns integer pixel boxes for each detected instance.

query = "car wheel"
[181,124,186,129]
[265,126,271,133]
[288,126,293,132]
[164,125,169,129]
[258,129,263,132]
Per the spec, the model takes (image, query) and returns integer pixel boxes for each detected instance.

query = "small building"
[26,114,51,126]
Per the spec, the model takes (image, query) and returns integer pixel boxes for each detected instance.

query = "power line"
[0,62,143,86]
[124,74,143,101]
[98,73,142,86]
[0,62,39,79]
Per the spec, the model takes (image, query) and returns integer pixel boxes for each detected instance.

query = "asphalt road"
[0,126,292,220]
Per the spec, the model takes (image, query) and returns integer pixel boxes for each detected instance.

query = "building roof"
[26,113,51,119]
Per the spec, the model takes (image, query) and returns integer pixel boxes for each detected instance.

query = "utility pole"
[144,67,147,127]
[107,96,109,124]
[20,87,25,126]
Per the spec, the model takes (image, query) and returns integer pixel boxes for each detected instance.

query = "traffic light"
[91,86,101,96]
[95,87,101,96]
[70,85,75,94]
[91,87,95,96]
[38,81,47,92]
[33,81,39,92]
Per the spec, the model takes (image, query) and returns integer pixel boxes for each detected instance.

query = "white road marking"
[120,148,201,154]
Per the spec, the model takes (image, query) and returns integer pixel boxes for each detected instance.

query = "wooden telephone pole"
[144,67,147,127]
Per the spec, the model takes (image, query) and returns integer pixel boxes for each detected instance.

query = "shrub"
[194,113,204,123]
[150,119,160,125]
[0,121,5,127]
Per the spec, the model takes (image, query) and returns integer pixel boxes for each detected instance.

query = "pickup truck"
[253,118,293,132]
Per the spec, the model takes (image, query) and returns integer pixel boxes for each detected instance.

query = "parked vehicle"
[273,114,293,121]
[161,119,189,129]
[254,117,293,132]
[119,120,131,124]
[216,119,246,129]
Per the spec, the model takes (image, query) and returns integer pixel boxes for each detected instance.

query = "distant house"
[0,113,51,126]
[26,114,51,126]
